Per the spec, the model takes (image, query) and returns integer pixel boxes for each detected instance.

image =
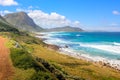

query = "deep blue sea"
[38,32,120,68]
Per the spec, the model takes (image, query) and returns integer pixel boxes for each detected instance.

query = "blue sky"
[0,0,120,31]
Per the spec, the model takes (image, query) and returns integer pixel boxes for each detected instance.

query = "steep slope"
[0,15,19,33]
[4,12,43,32]
[0,15,8,24]
[43,26,83,32]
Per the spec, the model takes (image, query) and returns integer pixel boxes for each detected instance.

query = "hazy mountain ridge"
[43,26,83,32]
[4,12,43,32]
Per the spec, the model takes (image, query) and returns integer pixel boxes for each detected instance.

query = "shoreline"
[59,48,120,71]
[36,32,120,72]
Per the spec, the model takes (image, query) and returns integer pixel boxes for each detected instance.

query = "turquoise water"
[43,32,120,61]
[38,32,120,69]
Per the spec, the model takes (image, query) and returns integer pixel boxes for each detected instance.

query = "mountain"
[4,12,43,32]
[0,15,19,33]
[43,26,83,32]
[0,15,8,24]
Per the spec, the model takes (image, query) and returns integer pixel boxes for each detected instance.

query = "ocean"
[37,32,120,69]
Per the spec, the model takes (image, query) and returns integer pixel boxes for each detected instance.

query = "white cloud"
[0,9,82,29]
[0,10,12,16]
[0,0,18,6]
[16,8,32,13]
[110,23,118,26]
[28,10,81,28]
[28,6,33,9]
[16,8,24,12]
[112,10,120,15]
[73,21,81,27]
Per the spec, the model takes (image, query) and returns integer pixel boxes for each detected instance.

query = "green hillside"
[0,20,19,34]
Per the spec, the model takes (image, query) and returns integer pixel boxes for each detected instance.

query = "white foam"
[113,42,120,46]
[38,33,120,54]
[76,34,81,37]
[80,43,120,54]
[59,48,105,61]
[59,48,120,70]
[76,34,83,37]
[37,33,120,54]
[44,38,66,45]
[36,32,58,40]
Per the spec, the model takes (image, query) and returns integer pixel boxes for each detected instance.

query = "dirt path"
[0,36,13,80]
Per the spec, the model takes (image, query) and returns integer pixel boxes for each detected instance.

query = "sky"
[0,0,120,31]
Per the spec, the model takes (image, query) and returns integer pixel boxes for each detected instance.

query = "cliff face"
[4,12,43,32]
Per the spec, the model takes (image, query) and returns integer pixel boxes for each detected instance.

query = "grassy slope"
[1,32,120,80]
[31,44,120,80]
[1,32,67,80]
[0,21,19,34]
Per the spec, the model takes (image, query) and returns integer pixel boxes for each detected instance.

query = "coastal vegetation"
[0,12,120,80]
[32,43,120,80]
[0,21,19,33]
[2,31,119,80]
[1,32,77,80]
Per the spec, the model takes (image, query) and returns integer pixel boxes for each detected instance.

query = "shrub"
[0,21,20,34]
[10,48,44,70]
[10,48,34,69]
[30,71,54,80]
